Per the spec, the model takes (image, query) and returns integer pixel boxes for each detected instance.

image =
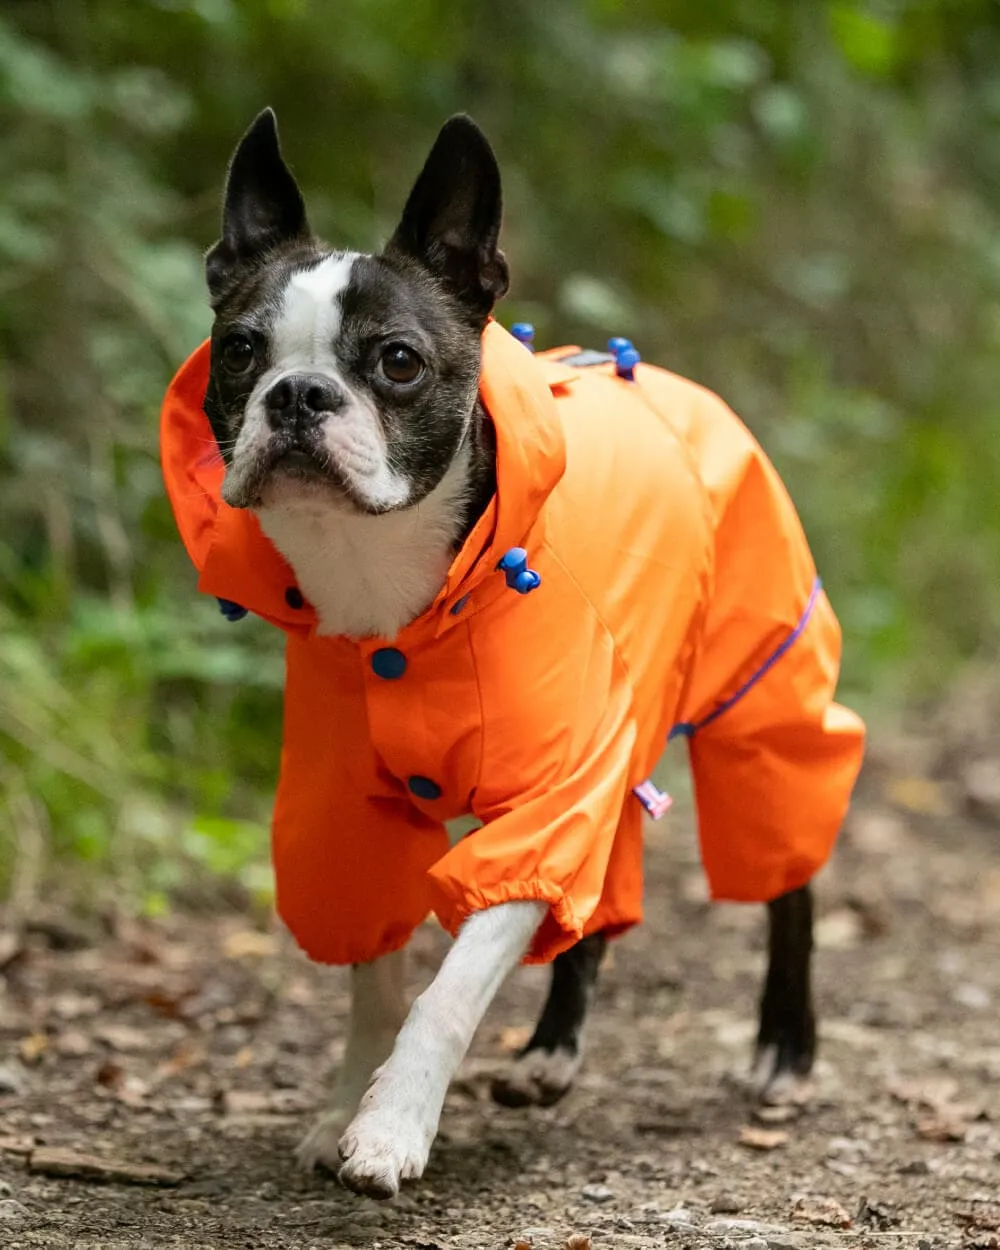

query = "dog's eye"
[221,334,255,375]
[379,344,423,386]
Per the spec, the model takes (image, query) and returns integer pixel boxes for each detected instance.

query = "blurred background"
[2,0,999,912]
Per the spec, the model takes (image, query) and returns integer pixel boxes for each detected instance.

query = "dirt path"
[2,749,999,1249]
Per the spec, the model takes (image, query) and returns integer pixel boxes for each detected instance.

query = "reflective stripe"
[668,577,823,741]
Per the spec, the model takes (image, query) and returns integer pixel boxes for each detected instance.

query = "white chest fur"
[255,446,473,640]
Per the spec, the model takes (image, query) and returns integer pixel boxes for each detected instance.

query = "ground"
[1,726,999,1250]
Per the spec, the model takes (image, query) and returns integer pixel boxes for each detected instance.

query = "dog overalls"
[161,322,865,965]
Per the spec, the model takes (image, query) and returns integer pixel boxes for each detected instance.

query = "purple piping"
[668,577,823,741]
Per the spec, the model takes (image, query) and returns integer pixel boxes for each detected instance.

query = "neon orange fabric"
[161,323,865,965]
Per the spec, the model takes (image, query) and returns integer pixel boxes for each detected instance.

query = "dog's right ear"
[205,109,310,302]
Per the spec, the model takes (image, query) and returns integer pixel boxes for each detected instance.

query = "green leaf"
[828,3,899,78]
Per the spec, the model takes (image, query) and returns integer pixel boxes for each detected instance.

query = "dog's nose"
[266,374,344,429]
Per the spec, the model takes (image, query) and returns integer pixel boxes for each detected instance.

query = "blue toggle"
[616,346,640,380]
[511,322,536,351]
[607,336,633,358]
[217,598,248,622]
[497,547,542,594]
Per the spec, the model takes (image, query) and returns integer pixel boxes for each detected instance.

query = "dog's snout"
[266,374,344,429]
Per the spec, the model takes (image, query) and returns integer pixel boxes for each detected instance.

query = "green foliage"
[2,0,1000,895]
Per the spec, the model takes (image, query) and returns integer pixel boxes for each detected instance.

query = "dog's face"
[203,111,509,513]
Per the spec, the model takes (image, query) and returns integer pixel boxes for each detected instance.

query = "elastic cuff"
[430,878,583,963]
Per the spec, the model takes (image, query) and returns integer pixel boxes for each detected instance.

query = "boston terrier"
[187,108,859,1199]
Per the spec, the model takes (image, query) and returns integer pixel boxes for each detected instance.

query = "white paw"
[491,1045,581,1107]
[337,1098,434,1199]
[337,1115,431,1199]
[296,1106,351,1173]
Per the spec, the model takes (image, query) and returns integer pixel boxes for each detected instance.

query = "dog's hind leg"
[753,883,816,1105]
[491,930,607,1107]
[297,946,409,1172]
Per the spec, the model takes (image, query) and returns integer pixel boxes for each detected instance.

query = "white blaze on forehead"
[240,247,411,514]
[272,251,359,369]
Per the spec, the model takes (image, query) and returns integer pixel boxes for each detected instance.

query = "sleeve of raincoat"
[273,634,452,966]
[425,601,637,964]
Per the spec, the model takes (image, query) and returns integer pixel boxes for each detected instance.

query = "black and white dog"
[201,110,816,1198]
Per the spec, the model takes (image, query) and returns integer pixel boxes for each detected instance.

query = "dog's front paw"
[337,1104,433,1200]
[491,1045,581,1107]
[297,1107,351,1173]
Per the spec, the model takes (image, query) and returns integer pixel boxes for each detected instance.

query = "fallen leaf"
[963,759,1000,824]
[95,1023,153,1053]
[28,1147,182,1187]
[54,1030,91,1057]
[95,1059,125,1090]
[753,1103,800,1124]
[222,930,276,960]
[141,990,196,1021]
[815,908,862,950]
[565,1236,591,1250]
[498,1026,531,1054]
[916,1114,968,1142]
[791,1195,852,1228]
[885,776,948,816]
[847,810,908,853]
[282,979,314,1008]
[215,1089,306,1116]
[115,1077,150,1108]
[0,931,24,970]
[19,1033,48,1065]
[738,1125,788,1151]
[156,1041,205,1079]
[887,1075,959,1109]
[49,992,101,1021]
[955,1202,1000,1232]
[125,936,162,966]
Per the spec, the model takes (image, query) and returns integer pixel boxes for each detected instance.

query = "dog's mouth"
[221,432,399,516]
[270,445,328,478]
[221,435,343,509]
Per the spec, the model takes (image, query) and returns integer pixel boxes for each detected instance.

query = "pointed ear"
[386,115,509,319]
[205,108,310,301]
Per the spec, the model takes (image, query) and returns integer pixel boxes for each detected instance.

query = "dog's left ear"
[387,115,509,320]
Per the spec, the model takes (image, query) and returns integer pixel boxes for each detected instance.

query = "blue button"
[285,586,305,609]
[371,648,407,679]
[217,598,249,621]
[408,775,441,800]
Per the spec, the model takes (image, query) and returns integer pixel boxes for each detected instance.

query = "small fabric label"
[633,779,673,820]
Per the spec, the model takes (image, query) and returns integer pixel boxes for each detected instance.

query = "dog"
[160,109,866,1199]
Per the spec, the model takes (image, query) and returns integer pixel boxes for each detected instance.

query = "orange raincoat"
[161,323,865,966]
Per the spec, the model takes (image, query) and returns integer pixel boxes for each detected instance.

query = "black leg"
[754,883,816,1099]
[491,931,607,1107]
